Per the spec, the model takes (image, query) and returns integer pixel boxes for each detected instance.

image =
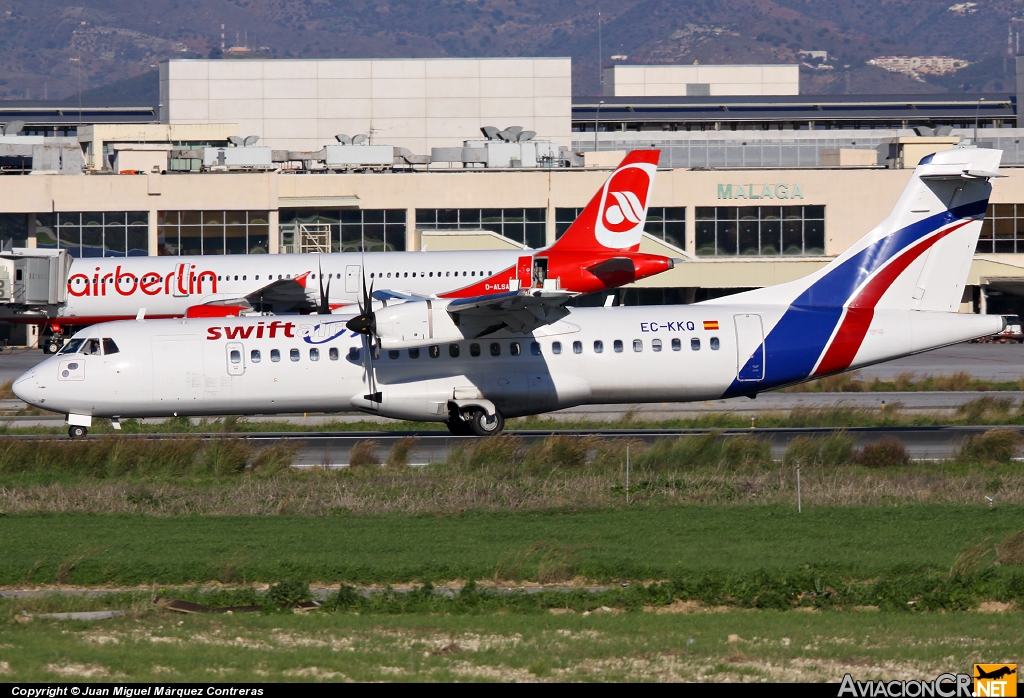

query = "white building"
[158,57,573,155]
[602,64,800,97]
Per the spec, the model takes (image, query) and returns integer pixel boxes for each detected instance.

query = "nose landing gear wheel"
[468,408,504,437]
[68,425,87,439]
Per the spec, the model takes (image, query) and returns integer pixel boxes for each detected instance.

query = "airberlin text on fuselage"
[67,264,218,298]
[207,321,296,340]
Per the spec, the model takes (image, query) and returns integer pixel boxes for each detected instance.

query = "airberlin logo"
[67,263,218,298]
[595,162,656,250]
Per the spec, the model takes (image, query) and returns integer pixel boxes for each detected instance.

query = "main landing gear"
[68,425,87,439]
[446,406,505,437]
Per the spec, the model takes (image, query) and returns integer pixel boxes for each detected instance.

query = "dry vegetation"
[1,430,1022,516]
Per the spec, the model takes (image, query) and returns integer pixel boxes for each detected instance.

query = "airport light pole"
[594,100,604,153]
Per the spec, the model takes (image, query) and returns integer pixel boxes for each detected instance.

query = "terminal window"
[35,212,149,257]
[978,204,1024,254]
[157,211,270,255]
[278,209,406,253]
[555,207,686,250]
[695,206,825,256]
[416,209,546,249]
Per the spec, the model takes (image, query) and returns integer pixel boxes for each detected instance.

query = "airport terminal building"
[3,56,1024,344]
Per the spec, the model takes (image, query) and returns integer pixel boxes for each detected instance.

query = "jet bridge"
[0,249,73,350]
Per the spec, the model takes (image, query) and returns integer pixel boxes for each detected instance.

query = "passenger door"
[345,265,361,293]
[734,314,765,381]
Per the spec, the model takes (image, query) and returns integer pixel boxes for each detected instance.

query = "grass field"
[1,607,1021,682]
[0,505,1022,586]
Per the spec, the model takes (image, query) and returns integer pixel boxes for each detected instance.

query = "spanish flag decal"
[703,320,719,331]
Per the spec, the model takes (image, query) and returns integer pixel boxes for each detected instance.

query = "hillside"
[0,0,1020,100]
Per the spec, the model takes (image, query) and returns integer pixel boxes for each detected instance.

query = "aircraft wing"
[244,275,317,313]
[446,288,578,337]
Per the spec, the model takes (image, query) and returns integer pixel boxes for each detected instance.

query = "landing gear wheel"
[45,339,61,354]
[468,408,504,437]
[68,425,87,439]
[446,418,473,436]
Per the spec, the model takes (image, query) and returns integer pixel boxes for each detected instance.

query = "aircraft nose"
[12,368,45,407]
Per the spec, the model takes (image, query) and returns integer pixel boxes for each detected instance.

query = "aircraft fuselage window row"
[368,271,493,279]
[220,335,721,369]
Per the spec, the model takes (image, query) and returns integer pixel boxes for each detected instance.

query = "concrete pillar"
[268,210,280,254]
[545,200,557,246]
[405,207,419,251]
[685,205,695,254]
[1017,56,1024,128]
[148,209,159,256]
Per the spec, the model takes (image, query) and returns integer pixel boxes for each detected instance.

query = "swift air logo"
[301,320,357,344]
[975,665,1017,697]
[595,162,656,250]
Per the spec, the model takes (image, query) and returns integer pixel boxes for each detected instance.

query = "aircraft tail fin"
[546,150,660,253]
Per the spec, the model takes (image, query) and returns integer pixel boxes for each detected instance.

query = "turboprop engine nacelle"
[373,299,467,349]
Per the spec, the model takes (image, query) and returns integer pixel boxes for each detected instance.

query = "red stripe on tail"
[813,221,970,376]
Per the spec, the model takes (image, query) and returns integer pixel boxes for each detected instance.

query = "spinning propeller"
[344,260,382,403]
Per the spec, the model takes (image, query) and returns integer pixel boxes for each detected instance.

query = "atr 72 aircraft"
[15,148,1005,438]
[11,150,675,353]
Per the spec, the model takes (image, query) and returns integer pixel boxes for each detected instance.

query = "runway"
[7,426,1020,464]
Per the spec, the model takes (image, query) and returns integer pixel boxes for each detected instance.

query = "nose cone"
[12,367,45,407]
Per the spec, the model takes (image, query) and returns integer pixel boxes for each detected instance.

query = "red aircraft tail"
[547,150,660,254]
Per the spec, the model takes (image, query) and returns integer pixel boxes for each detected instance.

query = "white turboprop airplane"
[14,148,1006,438]
[7,150,676,353]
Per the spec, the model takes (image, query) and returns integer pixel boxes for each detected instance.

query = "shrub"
[637,434,771,471]
[957,429,1022,463]
[956,396,1013,423]
[995,531,1024,566]
[856,436,910,468]
[387,436,419,468]
[348,440,381,468]
[264,579,311,611]
[522,435,590,474]
[448,435,523,473]
[783,432,854,468]
[934,371,972,391]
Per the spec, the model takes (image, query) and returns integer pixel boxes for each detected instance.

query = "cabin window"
[672,338,681,351]
[230,350,241,363]
[552,341,562,355]
[429,345,440,358]
[429,272,433,277]
[710,337,720,350]
[404,272,408,278]
[691,338,701,351]
[346,347,359,361]
[389,350,400,360]
[251,349,261,363]
[470,343,480,357]
[652,339,662,352]
[242,276,246,280]
[510,342,521,356]
[387,272,392,278]
[329,347,339,361]
[471,271,475,276]
[408,348,420,359]
[449,344,460,358]
[530,341,541,356]
[614,340,623,353]
[309,348,320,361]
[633,339,643,352]
[573,341,582,354]
[490,342,501,357]
[290,348,300,361]
[271,349,281,362]
[594,340,603,353]
[255,275,259,280]
[102,338,119,355]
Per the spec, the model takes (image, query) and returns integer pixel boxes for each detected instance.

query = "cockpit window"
[82,339,101,355]
[57,339,84,355]
[102,339,119,355]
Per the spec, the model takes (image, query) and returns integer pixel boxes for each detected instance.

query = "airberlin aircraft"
[15,148,1006,438]
[20,150,674,353]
